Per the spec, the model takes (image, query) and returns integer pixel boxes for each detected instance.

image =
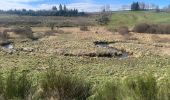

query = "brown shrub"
[12,26,34,39]
[133,23,150,33]
[160,24,170,34]
[118,26,129,35]
[133,23,170,34]
[80,26,89,31]
[147,24,158,33]
[0,32,9,40]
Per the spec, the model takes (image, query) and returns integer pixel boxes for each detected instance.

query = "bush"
[49,23,55,30]
[118,26,129,35]
[133,23,150,33]
[12,26,34,39]
[0,32,9,40]
[80,26,89,31]
[40,70,91,100]
[133,23,170,34]
[97,14,110,25]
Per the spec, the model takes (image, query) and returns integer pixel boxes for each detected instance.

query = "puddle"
[94,41,129,59]
[1,41,14,49]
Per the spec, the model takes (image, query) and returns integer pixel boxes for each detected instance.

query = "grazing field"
[0,12,170,99]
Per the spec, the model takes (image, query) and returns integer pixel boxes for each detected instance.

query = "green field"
[109,11,170,28]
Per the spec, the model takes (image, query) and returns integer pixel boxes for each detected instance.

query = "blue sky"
[0,0,169,12]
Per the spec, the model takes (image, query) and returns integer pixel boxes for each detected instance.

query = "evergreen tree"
[59,4,63,11]
[52,6,57,11]
[64,5,67,12]
[131,2,140,11]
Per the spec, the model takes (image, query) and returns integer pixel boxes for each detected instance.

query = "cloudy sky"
[0,0,169,12]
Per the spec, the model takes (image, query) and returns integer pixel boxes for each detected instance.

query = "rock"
[1,48,15,54]
[21,47,34,52]
[46,48,56,54]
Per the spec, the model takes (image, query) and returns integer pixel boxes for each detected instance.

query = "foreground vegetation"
[0,69,170,100]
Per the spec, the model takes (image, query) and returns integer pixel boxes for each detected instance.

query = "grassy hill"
[109,11,170,28]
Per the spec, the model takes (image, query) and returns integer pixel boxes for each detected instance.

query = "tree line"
[0,4,85,16]
[131,2,159,11]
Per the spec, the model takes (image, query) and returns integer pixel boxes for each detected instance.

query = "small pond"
[94,41,129,59]
[1,41,14,49]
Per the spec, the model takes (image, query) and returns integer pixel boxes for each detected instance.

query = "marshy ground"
[0,26,169,84]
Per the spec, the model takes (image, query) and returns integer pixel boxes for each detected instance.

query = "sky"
[0,0,169,12]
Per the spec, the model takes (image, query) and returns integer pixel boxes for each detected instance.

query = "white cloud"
[0,0,122,12]
[4,0,42,3]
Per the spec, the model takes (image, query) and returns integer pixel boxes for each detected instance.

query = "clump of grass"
[80,26,89,31]
[0,73,5,99]
[94,74,170,100]
[125,75,158,100]
[117,26,129,35]
[5,69,32,100]
[12,26,34,39]
[40,69,91,100]
[93,81,125,100]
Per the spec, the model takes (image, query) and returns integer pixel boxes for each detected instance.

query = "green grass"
[109,11,170,28]
[93,74,170,100]
[1,69,170,100]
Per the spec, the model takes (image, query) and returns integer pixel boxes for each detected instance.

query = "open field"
[0,11,170,99]
[109,11,170,28]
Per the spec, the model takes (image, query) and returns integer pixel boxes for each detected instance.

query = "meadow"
[0,11,170,99]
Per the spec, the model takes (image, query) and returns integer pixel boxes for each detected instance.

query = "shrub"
[97,14,110,25]
[118,26,129,35]
[40,70,91,100]
[133,23,170,34]
[49,23,55,30]
[0,32,9,40]
[160,24,170,34]
[133,23,150,33]
[80,26,89,31]
[12,26,34,39]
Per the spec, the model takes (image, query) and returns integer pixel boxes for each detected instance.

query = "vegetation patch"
[80,26,89,31]
[133,23,170,34]
[93,74,170,100]
[117,26,129,35]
